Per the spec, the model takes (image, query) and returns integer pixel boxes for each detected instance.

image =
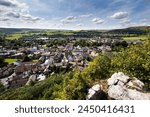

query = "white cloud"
[77,23,83,26]
[140,18,149,23]
[79,14,93,18]
[0,0,43,25]
[120,19,130,24]
[5,12,20,18]
[0,9,5,13]
[55,23,65,28]
[0,0,19,7]
[21,14,42,22]
[65,16,76,20]
[127,22,147,27]
[120,19,130,27]
[92,18,104,24]
[61,16,77,24]
[0,18,10,21]
[111,12,128,19]
[0,0,29,13]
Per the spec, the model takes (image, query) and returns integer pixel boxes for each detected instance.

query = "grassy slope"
[5,58,17,64]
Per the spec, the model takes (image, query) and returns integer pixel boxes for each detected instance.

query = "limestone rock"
[86,84,107,100]
[127,89,150,100]
[107,72,150,100]
[108,85,130,100]
[26,75,37,85]
[127,77,144,91]
[107,72,129,86]
[37,74,46,81]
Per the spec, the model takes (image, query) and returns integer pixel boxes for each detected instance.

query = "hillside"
[0,28,34,34]
[0,40,150,100]
[107,26,150,35]
[0,28,72,34]
[0,26,149,34]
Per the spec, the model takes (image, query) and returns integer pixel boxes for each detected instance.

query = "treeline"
[0,40,150,99]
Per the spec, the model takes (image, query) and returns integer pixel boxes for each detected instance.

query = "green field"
[5,58,17,64]
[123,35,147,41]
[5,33,35,40]
[32,59,39,63]
[5,31,74,40]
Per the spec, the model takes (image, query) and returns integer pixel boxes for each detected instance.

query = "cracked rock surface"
[107,72,150,100]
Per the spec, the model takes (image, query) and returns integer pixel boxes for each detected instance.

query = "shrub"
[54,71,87,100]
[111,41,150,87]
[0,83,5,93]
[0,56,7,67]
[82,53,111,84]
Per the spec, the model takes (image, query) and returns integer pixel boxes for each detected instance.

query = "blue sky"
[0,0,149,29]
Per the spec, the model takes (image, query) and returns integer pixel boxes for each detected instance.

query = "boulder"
[37,74,46,81]
[86,84,107,100]
[107,72,129,86]
[26,75,37,85]
[127,77,144,91]
[107,72,150,100]
[127,89,150,100]
[108,85,130,100]
[44,59,50,66]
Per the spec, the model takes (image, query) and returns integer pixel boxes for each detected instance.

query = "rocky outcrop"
[87,72,150,100]
[26,75,37,85]
[107,72,150,100]
[86,84,107,100]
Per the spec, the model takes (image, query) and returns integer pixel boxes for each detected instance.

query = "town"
[0,27,146,89]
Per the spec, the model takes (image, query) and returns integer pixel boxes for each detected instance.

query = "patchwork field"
[5,58,17,64]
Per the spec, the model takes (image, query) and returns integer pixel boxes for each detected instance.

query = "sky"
[0,0,150,30]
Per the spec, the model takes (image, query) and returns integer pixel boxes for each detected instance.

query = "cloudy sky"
[0,0,150,29]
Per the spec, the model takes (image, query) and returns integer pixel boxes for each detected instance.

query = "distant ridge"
[0,28,36,34]
[107,26,150,34]
[0,26,149,34]
[0,28,71,34]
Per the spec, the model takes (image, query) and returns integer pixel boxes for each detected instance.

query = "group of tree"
[0,56,7,67]
[46,39,69,47]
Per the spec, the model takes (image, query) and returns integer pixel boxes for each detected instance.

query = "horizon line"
[0,25,150,31]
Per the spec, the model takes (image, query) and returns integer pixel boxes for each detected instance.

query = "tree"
[0,56,7,67]
[0,83,5,93]
[146,28,150,40]
[111,41,150,88]
[82,53,111,84]
[54,71,87,100]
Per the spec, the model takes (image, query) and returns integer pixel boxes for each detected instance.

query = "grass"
[43,31,74,35]
[5,32,38,40]
[123,35,148,41]
[32,59,39,63]
[5,31,74,40]
[5,58,17,64]
[5,33,27,40]
[5,58,38,63]
[42,44,47,47]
